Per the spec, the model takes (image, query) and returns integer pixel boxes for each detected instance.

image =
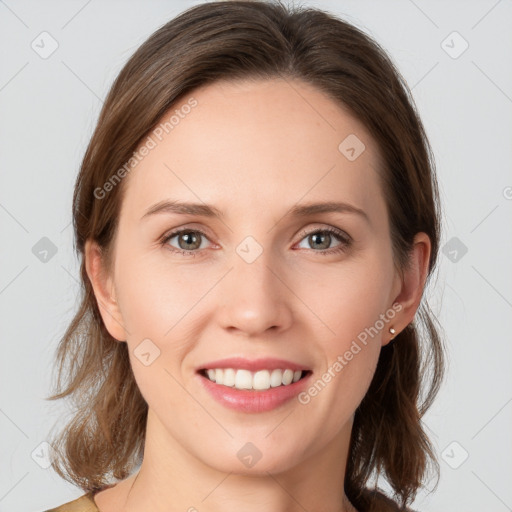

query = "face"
[91,78,405,476]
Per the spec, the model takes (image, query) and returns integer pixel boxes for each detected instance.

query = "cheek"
[116,252,207,339]
[115,255,216,399]
[293,257,390,412]
[118,271,198,414]
[298,324,381,439]
[294,255,393,342]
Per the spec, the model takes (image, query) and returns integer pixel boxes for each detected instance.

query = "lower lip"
[197,371,312,413]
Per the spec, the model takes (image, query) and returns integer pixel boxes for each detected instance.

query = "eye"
[160,226,352,257]
[295,227,351,255]
[161,228,211,256]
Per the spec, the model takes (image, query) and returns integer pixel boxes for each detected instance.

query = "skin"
[86,77,431,512]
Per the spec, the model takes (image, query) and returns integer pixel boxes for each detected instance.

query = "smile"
[200,368,310,391]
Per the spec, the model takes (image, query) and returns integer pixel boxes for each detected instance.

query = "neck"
[118,409,357,512]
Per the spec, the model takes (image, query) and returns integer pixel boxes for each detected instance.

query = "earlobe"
[383,232,431,346]
[84,239,127,342]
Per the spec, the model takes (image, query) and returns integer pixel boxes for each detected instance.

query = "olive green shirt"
[44,488,414,511]
[45,492,99,512]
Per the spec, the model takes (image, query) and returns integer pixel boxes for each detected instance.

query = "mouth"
[196,366,314,413]
[197,368,313,391]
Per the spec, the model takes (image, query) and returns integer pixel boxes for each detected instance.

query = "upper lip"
[197,357,311,373]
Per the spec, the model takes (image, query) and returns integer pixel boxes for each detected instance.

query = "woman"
[44,1,444,511]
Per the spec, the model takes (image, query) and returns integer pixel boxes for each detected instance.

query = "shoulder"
[44,492,99,512]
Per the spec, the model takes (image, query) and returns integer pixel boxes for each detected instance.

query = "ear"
[84,239,127,342]
[383,232,431,346]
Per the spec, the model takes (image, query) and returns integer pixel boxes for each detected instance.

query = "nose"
[216,250,293,337]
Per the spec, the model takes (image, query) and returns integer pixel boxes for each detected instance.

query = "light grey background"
[1,1,511,511]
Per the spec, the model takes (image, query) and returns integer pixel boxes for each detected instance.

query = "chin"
[198,439,308,476]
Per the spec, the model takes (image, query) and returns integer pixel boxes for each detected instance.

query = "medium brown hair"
[46,1,444,509]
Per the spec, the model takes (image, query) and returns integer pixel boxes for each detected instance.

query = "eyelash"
[160,226,352,257]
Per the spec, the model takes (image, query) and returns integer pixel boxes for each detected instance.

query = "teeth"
[222,368,236,387]
[204,368,304,390]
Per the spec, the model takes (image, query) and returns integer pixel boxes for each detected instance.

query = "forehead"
[120,77,385,226]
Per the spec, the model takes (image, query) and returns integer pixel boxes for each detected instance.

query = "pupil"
[311,233,330,249]
[180,232,200,250]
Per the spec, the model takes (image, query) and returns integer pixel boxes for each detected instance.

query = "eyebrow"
[141,199,369,223]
